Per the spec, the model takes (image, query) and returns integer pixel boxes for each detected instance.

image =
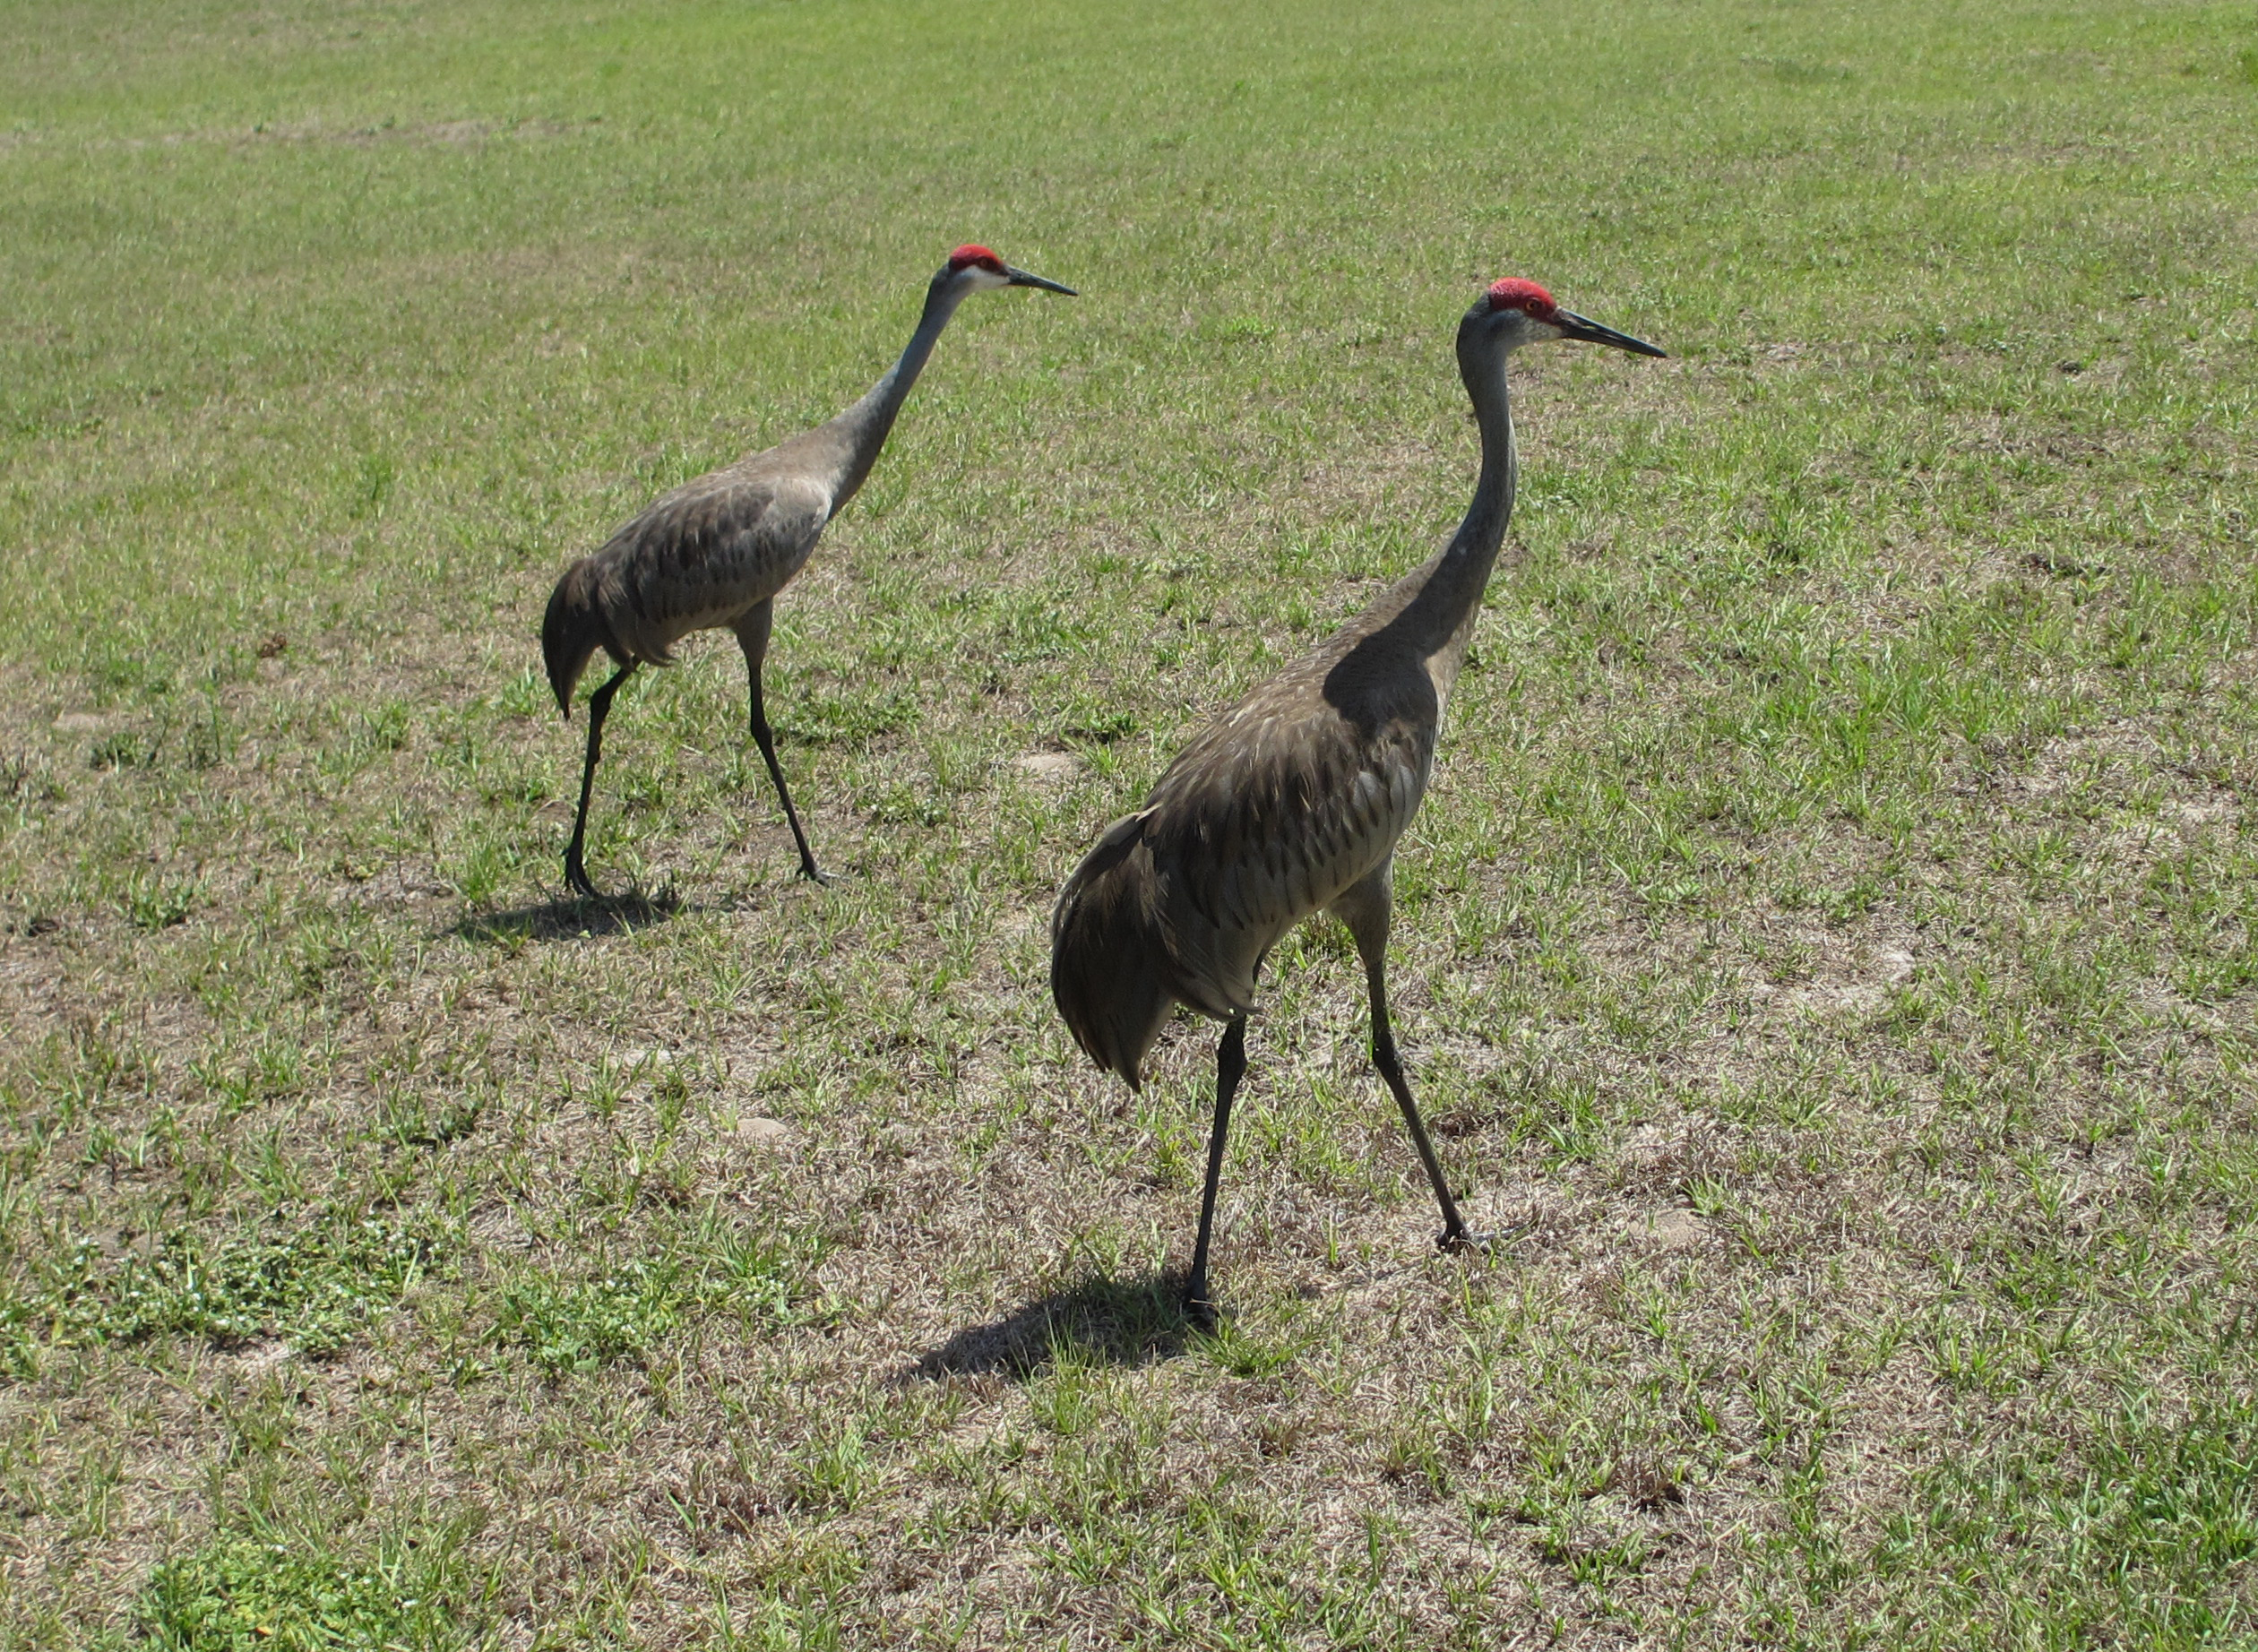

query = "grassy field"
[4,0,2257,1643]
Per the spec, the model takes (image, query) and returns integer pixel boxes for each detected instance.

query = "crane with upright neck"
[1050,277,1664,1317]
[542,245,1075,898]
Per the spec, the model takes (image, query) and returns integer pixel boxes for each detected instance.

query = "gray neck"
[819,275,970,512]
[1403,320,1518,697]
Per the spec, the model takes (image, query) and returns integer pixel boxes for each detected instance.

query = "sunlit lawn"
[2,0,2255,1644]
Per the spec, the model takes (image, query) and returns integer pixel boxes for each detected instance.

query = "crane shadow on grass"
[902,1269,1201,1383]
[451,884,684,944]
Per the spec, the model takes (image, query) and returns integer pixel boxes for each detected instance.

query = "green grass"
[13,1209,441,1363]
[2,0,2256,1643]
[140,1524,490,1651]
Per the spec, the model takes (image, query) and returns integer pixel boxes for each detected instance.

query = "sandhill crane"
[1051,278,1663,1316]
[542,245,1075,897]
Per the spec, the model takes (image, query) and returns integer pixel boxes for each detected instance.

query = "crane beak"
[1554,310,1667,357]
[1006,266,1078,295]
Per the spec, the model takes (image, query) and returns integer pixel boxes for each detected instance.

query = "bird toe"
[1438,1218,1532,1256]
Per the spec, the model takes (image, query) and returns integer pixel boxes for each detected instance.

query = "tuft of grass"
[491,1234,806,1379]
[120,870,202,932]
[18,1214,441,1361]
[139,1528,481,1651]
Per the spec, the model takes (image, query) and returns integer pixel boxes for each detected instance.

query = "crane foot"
[1437,1218,1532,1256]
[564,862,601,901]
[1180,1267,1221,1329]
[797,862,837,887]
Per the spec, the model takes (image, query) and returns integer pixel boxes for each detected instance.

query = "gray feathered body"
[1051,563,1452,1087]
[542,448,836,706]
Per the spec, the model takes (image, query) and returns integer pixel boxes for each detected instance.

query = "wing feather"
[1138,640,1440,1012]
[591,469,832,663]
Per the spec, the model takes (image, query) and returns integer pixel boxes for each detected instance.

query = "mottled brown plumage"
[543,246,1074,897]
[1051,278,1664,1314]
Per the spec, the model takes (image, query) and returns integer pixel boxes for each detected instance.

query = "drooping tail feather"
[1050,810,1177,1090]
[541,560,614,718]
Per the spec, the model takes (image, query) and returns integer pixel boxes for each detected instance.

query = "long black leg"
[1368,970,1474,1248]
[1335,868,1483,1251]
[735,601,827,884]
[564,662,636,899]
[1185,1013,1248,1321]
